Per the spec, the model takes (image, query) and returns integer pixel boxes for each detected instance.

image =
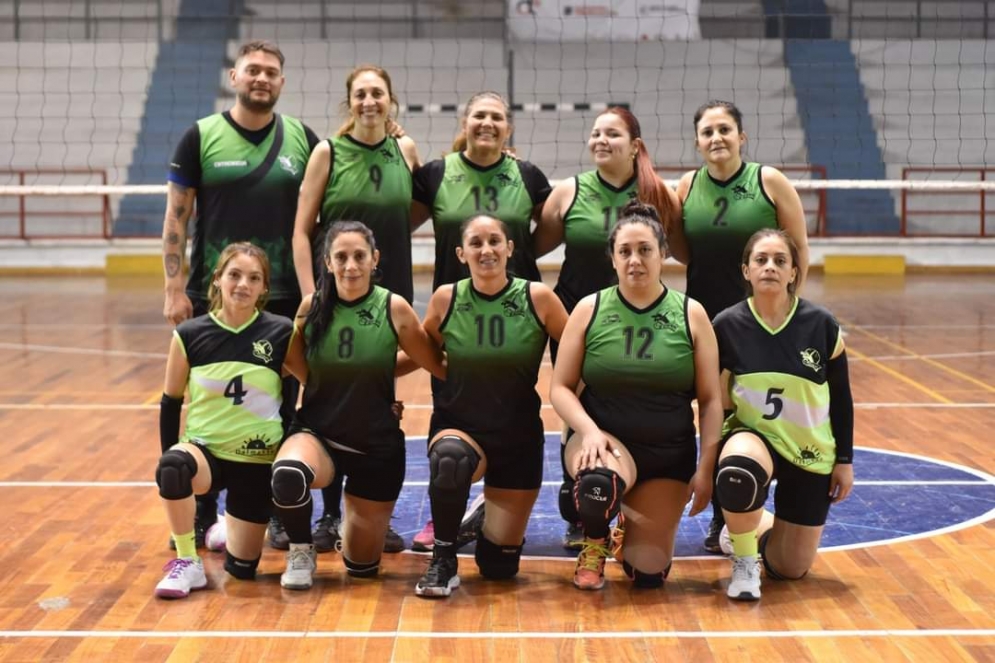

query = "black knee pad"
[271,459,315,508]
[428,435,479,505]
[559,480,579,523]
[715,455,770,513]
[224,551,260,580]
[474,534,524,580]
[573,467,626,526]
[156,449,198,500]
[343,556,380,578]
[622,560,671,589]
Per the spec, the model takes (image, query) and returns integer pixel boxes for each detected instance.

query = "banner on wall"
[508,0,701,41]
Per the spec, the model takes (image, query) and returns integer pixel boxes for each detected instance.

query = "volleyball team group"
[153,40,854,603]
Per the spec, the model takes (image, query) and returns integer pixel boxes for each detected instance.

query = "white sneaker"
[718,524,733,556]
[281,543,317,590]
[727,555,761,601]
[205,519,227,552]
[154,557,207,599]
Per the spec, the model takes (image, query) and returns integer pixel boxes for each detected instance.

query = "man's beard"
[238,90,278,113]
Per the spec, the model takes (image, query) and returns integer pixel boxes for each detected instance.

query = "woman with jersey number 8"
[409,91,553,552]
[154,242,305,599]
[291,65,420,555]
[711,228,853,601]
[534,106,682,551]
[414,214,568,598]
[549,202,723,591]
[667,99,810,554]
[273,221,446,591]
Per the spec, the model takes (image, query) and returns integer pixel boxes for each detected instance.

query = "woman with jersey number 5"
[712,228,853,601]
[668,99,810,554]
[550,202,723,591]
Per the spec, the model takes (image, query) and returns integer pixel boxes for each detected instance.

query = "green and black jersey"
[168,111,319,302]
[554,170,638,312]
[413,153,551,289]
[580,286,697,447]
[174,310,294,463]
[316,135,414,303]
[681,162,777,319]
[296,286,402,454]
[713,298,844,474]
[432,277,548,435]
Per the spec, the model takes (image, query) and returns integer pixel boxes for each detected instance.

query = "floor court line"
[4,402,995,411]
[1,628,993,640]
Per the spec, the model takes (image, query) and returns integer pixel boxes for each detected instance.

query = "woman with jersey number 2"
[154,242,304,599]
[550,202,723,591]
[712,228,854,601]
[414,214,568,598]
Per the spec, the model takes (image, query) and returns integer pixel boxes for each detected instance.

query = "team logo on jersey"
[652,311,678,331]
[601,313,621,325]
[502,299,527,318]
[358,308,382,327]
[794,445,823,467]
[237,436,274,458]
[800,348,822,373]
[732,184,755,201]
[379,147,399,163]
[494,172,519,187]
[252,340,274,363]
[278,155,299,176]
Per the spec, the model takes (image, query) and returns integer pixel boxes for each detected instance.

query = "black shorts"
[287,424,406,502]
[566,429,698,485]
[429,412,545,490]
[194,445,273,525]
[723,428,833,527]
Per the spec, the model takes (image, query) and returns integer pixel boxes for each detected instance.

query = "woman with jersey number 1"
[712,228,853,601]
[414,214,568,598]
[668,99,810,554]
[154,242,305,599]
[550,202,723,591]
[535,106,682,550]
[291,64,420,554]
[409,91,553,553]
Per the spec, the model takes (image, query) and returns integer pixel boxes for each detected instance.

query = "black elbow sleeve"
[160,393,184,454]
[827,353,854,464]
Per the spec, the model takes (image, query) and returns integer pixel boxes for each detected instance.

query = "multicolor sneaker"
[267,516,289,550]
[415,552,460,598]
[154,557,207,599]
[609,513,626,562]
[573,537,610,591]
[384,523,406,553]
[281,543,317,590]
[727,555,762,601]
[411,520,435,552]
[205,519,227,553]
[562,522,585,550]
[312,513,341,553]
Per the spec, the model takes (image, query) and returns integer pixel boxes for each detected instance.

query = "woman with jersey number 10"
[668,99,810,554]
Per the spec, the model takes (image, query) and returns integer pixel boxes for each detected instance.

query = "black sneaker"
[267,515,290,550]
[703,513,725,554]
[312,513,341,553]
[383,523,405,553]
[455,497,485,549]
[562,522,584,550]
[415,552,460,597]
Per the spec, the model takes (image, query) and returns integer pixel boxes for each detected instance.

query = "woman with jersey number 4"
[550,202,723,591]
[712,228,853,601]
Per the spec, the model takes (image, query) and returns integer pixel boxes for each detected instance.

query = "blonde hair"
[207,242,271,313]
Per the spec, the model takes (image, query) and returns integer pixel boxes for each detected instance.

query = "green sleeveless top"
[682,162,777,319]
[176,310,293,463]
[189,113,312,301]
[581,286,697,447]
[317,135,414,303]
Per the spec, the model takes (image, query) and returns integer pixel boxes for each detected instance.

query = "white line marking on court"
[849,349,995,362]
[0,628,993,640]
[0,342,165,359]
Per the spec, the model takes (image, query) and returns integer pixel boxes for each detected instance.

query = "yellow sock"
[729,529,758,558]
[172,531,199,561]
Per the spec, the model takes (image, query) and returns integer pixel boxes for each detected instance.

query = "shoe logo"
[800,348,822,373]
[252,339,274,363]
